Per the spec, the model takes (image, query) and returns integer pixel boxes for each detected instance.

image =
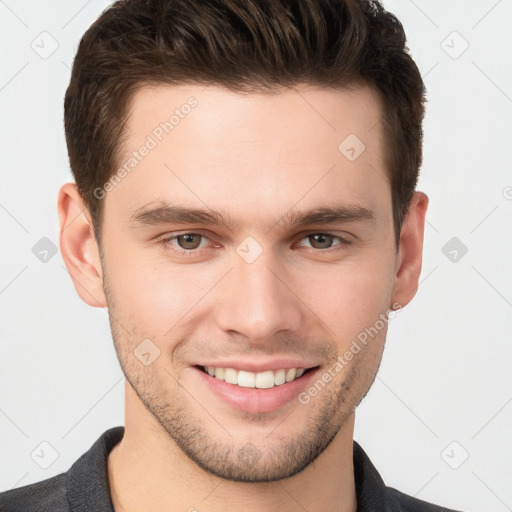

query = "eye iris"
[178,234,202,250]
[309,234,333,249]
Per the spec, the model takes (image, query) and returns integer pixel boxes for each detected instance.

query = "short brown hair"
[64,0,426,247]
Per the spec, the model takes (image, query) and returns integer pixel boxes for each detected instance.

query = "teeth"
[224,368,238,385]
[274,369,286,385]
[203,366,308,388]
[255,370,275,389]
[237,370,255,388]
[285,368,296,382]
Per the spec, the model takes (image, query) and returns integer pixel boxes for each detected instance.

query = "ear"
[57,183,107,308]
[391,191,429,309]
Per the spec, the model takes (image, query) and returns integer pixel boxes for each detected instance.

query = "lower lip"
[191,366,321,414]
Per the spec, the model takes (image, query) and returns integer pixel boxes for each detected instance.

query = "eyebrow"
[128,202,376,232]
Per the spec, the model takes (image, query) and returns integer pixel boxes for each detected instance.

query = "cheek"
[294,255,395,344]
[103,248,217,335]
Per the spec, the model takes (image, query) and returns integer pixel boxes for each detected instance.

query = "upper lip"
[194,358,321,373]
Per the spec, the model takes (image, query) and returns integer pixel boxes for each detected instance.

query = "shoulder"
[0,472,69,512]
[387,486,463,512]
[352,440,464,512]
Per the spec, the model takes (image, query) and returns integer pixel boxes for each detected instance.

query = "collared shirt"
[0,426,462,511]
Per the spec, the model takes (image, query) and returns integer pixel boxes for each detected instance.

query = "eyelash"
[158,231,352,256]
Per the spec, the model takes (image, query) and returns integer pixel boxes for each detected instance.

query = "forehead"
[106,83,389,229]
[125,82,384,149]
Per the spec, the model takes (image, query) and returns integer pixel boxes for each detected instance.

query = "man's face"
[100,83,399,481]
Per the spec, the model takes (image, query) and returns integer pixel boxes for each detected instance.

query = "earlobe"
[57,183,107,308]
[391,191,429,309]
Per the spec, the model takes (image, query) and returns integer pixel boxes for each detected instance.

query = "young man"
[1,0,462,511]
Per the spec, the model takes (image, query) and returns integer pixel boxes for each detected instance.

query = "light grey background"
[1,1,511,511]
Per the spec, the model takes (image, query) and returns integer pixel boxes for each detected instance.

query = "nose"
[213,248,304,343]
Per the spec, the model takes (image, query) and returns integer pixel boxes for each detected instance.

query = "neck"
[108,381,357,512]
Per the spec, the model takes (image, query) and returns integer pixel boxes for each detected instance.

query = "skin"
[58,83,428,512]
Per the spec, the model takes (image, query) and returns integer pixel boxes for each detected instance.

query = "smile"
[199,365,311,389]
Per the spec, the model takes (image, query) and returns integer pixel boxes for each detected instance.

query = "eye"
[158,231,352,257]
[297,233,351,250]
[160,232,211,253]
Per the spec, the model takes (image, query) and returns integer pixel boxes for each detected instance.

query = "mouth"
[191,363,323,416]
[195,365,318,389]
